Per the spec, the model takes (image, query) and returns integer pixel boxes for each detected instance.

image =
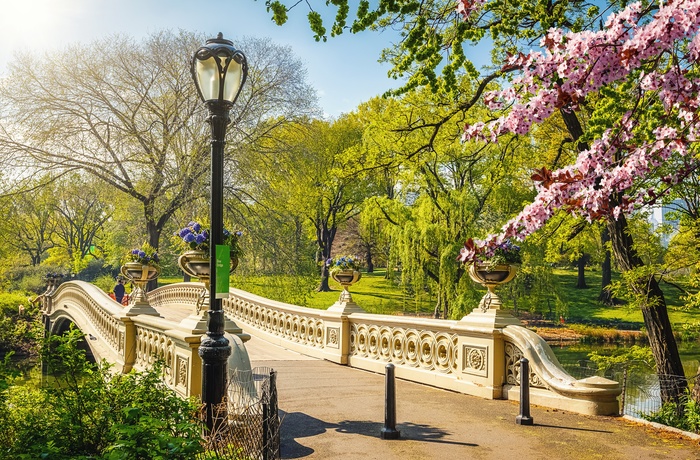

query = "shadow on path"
[280,411,478,459]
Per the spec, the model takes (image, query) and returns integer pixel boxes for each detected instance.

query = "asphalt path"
[244,336,700,460]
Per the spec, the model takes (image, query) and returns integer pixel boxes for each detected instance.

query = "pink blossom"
[458,0,700,263]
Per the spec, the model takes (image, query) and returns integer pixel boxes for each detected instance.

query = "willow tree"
[354,82,535,318]
[261,0,700,405]
[0,31,317,258]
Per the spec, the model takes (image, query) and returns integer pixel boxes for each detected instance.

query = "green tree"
[50,174,113,274]
[355,82,535,318]
[0,177,57,266]
[0,31,318,262]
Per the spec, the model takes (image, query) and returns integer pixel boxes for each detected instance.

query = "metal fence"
[558,359,700,419]
[199,367,281,460]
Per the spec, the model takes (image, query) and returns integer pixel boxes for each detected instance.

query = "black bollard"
[516,357,534,425]
[380,363,401,439]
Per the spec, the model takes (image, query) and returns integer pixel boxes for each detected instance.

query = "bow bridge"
[38,278,621,416]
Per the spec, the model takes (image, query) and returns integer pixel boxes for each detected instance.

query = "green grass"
[233,269,435,315]
[160,270,435,315]
[303,270,435,315]
[157,267,700,329]
[551,268,697,329]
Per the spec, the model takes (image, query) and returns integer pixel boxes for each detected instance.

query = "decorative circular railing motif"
[221,294,325,348]
[350,323,458,374]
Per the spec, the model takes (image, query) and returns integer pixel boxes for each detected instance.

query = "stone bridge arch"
[47,314,97,364]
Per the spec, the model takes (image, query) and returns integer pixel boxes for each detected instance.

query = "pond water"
[551,341,700,376]
[551,341,700,417]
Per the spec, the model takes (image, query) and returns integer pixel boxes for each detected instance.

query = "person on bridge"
[114,278,126,304]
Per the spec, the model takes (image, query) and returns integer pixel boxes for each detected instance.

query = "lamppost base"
[380,428,401,440]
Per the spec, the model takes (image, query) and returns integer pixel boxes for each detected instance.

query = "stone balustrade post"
[451,306,522,399]
[118,316,137,373]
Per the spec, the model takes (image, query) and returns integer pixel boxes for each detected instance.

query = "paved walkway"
[244,337,700,460]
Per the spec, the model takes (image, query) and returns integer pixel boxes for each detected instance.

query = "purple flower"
[138,251,146,258]
[193,222,201,232]
[195,234,207,244]
[179,227,192,238]
[184,233,196,243]
[235,231,243,237]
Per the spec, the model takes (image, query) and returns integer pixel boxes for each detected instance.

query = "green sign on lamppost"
[190,32,247,430]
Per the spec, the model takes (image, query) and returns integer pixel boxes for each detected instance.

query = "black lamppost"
[191,32,247,429]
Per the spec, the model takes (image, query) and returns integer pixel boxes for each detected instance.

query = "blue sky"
[0,0,403,117]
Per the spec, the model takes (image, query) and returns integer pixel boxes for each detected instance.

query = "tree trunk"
[607,214,687,404]
[365,246,374,273]
[599,227,616,305]
[575,254,588,289]
[146,220,161,292]
[318,264,331,292]
[316,224,335,292]
[559,107,685,403]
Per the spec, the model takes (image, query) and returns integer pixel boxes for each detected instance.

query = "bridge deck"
[244,337,700,460]
[152,303,195,323]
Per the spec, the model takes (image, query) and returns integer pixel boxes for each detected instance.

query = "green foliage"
[266,0,288,25]
[588,345,656,373]
[643,392,700,434]
[0,328,203,458]
[233,272,319,307]
[94,274,121,294]
[259,0,599,95]
[0,292,41,355]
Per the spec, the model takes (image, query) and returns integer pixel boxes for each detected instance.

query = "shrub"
[0,328,204,458]
[0,292,42,356]
[644,392,700,434]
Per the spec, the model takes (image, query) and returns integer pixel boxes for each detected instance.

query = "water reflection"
[552,342,700,417]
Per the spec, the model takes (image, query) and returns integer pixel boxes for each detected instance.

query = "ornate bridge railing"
[40,280,621,415]
[221,286,621,416]
[42,281,204,398]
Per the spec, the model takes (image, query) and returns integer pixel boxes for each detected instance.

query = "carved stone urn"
[468,263,517,312]
[328,269,364,314]
[177,249,243,336]
[119,262,160,316]
[178,249,239,312]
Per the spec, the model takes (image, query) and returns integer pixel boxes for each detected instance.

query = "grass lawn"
[301,269,435,315]
[551,268,698,329]
[159,267,700,329]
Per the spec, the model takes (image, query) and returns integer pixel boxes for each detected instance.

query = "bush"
[94,274,122,295]
[644,392,700,434]
[0,328,204,458]
[0,292,33,318]
[2,265,59,294]
[0,292,42,356]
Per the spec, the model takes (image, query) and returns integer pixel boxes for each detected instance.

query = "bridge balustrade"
[40,280,621,416]
[42,281,203,398]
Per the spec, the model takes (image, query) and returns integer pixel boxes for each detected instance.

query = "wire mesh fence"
[558,358,700,420]
[199,367,281,460]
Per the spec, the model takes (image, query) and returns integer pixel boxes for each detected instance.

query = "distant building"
[648,199,684,247]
